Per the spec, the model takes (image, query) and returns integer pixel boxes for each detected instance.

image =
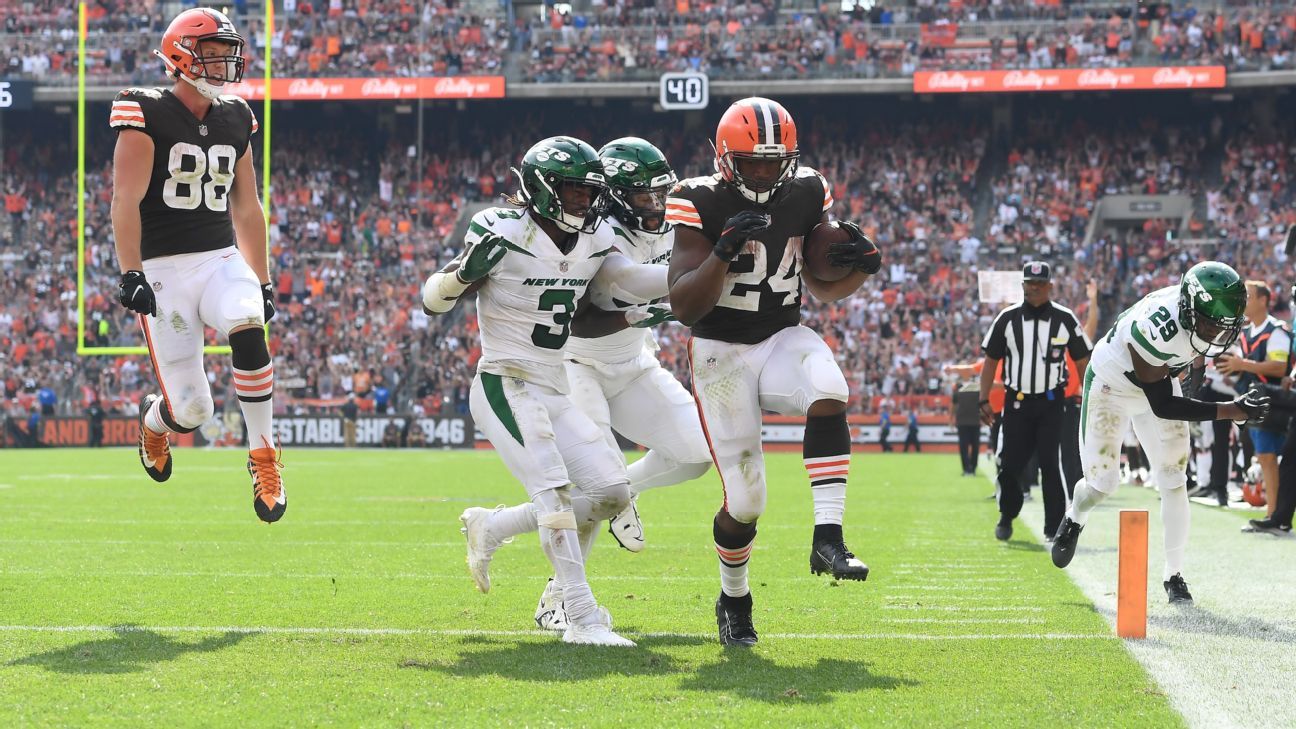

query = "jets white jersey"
[470,207,616,392]
[565,218,673,364]
[1091,286,1198,393]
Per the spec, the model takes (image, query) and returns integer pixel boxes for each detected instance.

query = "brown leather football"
[802,221,854,282]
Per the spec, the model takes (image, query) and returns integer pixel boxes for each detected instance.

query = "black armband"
[1139,377,1218,422]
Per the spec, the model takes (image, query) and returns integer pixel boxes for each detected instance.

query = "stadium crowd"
[3,94,1293,434]
[7,1,1296,84]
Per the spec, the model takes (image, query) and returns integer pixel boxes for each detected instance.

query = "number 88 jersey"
[110,87,258,261]
[1090,285,1199,392]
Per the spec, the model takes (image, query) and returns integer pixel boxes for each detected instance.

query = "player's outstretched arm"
[230,144,270,285]
[1128,344,1266,422]
[588,253,669,309]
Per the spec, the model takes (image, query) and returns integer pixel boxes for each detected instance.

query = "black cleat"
[995,521,1013,541]
[810,541,869,581]
[1051,517,1084,568]
[716,593,758,647]
[1243,517,1293,536]
[1164,573,1193,604]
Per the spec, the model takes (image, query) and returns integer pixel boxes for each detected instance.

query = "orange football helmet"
[154,8,246,100]
[712,97,799,204]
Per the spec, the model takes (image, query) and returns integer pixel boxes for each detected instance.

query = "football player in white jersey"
[529,139,714,631]
[111,8,284,522]
[1051,262,1269,603]
[423,136,638,647]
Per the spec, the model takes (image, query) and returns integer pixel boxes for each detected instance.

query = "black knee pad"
[228,327,271,371]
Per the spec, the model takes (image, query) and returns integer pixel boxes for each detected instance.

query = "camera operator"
[1242,283,1296,536]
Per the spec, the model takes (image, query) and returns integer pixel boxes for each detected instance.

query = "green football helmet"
[510,136,607,234]
[598,137,677,234]
[1178,261,1246,357]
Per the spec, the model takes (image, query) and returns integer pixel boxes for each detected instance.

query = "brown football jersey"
[666,166,833,344]
[110,87,258,261]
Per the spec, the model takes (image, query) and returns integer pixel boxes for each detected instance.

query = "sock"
[230,328,274,450]
[145,397,172,434]
[804,413,851,525]
[627,450,711,495]
[813,523,843,544]
[540,524,596,624]
[1067,478,1107,527]
[1161,485,1190,581]
[486,503,538,544]
[715,514,756,598]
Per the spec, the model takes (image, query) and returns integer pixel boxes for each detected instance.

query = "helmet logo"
[534,147,572,164]
[602,159,638,176]
[1186,274,1213,303]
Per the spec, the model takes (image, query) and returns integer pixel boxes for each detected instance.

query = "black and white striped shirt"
[981,301,1092,395]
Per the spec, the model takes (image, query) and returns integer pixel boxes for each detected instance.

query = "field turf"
[0,449,1180,727]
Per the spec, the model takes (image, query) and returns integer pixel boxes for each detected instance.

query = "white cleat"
[608,497,645,552]
[459,506,504,594]
[563,607,635,647]
[534,577,568,631]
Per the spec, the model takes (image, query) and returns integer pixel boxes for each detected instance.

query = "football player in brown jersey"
[111,8,284,523]
[666,97,881,646]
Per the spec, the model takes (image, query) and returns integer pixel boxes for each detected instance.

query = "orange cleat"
[137,394,173,482]
[247,439,286,523]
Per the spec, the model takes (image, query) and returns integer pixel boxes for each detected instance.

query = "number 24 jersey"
[110,87,258,261]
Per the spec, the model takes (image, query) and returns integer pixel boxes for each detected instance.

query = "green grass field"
[0,449,1180,727]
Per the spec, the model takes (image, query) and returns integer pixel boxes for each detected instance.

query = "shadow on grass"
[1095,605,1296,645]
[679,649,919,703]
[1006,539,1047,552]
[8,625,252,674]
[410,634,918,703]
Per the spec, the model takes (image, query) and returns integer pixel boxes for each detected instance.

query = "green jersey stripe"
[480,373,524,445]
[1130,322,1173,361]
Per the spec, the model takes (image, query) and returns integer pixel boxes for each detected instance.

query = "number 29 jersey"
[110,88,258,261]
[665,167,833,344]
[1091,286,1198,393]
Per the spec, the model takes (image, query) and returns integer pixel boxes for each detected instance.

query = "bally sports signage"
[225,76,505,101]
[913,66,1226,94]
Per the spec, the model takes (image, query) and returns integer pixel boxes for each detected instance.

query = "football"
[802,221,854,282]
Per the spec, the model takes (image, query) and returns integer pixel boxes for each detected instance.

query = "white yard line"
[1016,484,1296,729]
[0,624,1105,642]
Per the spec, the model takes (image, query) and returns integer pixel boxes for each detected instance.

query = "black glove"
[117,270,156,316]
[713,210,771,262]
[826,220,882,274]
[261,282,276,323]
[1234,385,1272,425]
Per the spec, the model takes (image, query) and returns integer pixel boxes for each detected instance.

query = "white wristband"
[422,270,470,314]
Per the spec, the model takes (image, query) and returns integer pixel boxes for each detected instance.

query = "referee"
[979,262,1092,542]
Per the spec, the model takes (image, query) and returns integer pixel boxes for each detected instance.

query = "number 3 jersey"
[1091,286,1198,393]
[665,166,833,344]
[109,88,258,261]
[468,207,616,392]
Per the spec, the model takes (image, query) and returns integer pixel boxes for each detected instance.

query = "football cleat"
[1164,573,1194,604]
[994,520,1013,541]
[137,394,172,482]
[810,541,869,581]
[247,439,286,523]
[716,592,758,647]
[459,506,505,593]
[1242,517,1293,536]
[535,577,568,631]
[608,497,645,552]
[563,606,634,647]
[1051,517,1084,568]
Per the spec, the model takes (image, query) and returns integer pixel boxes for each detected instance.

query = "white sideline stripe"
[878,618,1044,625]
[0,625,1104,641]
[876,601,1047,607]
[886,595,1026,602]
[0,568,720,582]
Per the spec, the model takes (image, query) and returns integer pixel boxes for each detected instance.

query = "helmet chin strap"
[153,47,228,100]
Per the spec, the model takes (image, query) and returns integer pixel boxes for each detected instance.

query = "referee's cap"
[1022,261,1051,281]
